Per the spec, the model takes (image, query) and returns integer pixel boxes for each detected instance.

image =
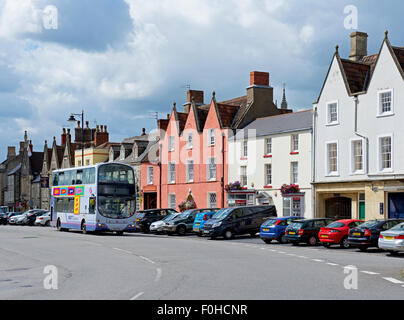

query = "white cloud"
[300,25,315,44]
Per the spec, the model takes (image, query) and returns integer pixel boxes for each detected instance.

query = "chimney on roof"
[142,128,146,136]
[29,140,33,153]
[61,128,67,146]
[94,124,109,147]
[19,141,25,155]
[67,129,71,143]
[350,31,368,62]
[184,90,204,113]
[7,146,16,159]
[250,71,270,86]
[247,71,274,108]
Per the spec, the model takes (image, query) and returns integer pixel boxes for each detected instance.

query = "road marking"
[312,259,324,262]
[286,253,297,256]
[130,292,144,300]
[383,277,404,284]
[297,256,307,259]
[326,263,339,266]
[361,271,380,275]
[113,248,131,254]
[155,268,162,282]
[278,251,286,254]
[140,256,156,264]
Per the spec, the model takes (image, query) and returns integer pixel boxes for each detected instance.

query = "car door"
[229,209,243,234]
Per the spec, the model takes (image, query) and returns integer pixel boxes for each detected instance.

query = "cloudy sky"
[0,0,403,159]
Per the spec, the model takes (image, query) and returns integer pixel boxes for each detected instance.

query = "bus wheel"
[81,221,87,234]
[56,219,65,231]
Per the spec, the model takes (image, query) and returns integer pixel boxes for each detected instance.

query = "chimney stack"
[250,71,270,87]
[67,129,71,143]
[184,90,204,113]
[94,124,109,147]
[142,128,146,136]
[61,128,67,146]
[349,32,368,61]
[29,140,33,153]
[7,146,16,159]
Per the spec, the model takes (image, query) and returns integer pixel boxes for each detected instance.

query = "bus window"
[89,197,96,214]
[55,198,63,212]
[76,170,83,184]
[58,172,65,186]
[52,173,59,186]
[68,198,75,212]
[63,171,72,186]
[98,164,134,184]
[83,168,95,184]
[70,170,77,185]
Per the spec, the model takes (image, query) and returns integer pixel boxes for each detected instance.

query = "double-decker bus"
[51,163,137,235]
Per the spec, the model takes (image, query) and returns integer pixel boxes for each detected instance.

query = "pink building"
[140,71,292,211]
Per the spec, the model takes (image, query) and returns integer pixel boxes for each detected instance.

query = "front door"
[325,197,352,219]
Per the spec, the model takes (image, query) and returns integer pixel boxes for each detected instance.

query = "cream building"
[228,109,313,217]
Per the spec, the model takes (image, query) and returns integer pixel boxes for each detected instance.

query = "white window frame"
[325,141,339,176]
[240,166,247,187]
[168,162,176,184]
[186,160,194,183]
[207,157,216,181]
[208,129,215,146]
[147,166,154,185]
[377,89,394,117]
[168,136,175,152]
[265,164,272,186]
[326,100,339,125]
[378,134,393,173]
[291,134,299,153]
[186,133,193,149]
[265,137,272,155]
[168,194,176,210]
[207,192,217,209]
[350,138,365,175]
[291,162,298,184]
[242,140,248,158]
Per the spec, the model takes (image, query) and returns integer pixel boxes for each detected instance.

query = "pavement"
[0,225,404,300]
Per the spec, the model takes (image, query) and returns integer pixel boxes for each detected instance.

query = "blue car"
[193,210,218,236]
[260,216,305,244]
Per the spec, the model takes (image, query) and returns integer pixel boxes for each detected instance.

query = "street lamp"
[68,110,84,167]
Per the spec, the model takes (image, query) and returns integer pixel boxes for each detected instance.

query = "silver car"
[35,212,51,226]
[150,212,181,233]
[379,222,404,255]
[8,212,28,225]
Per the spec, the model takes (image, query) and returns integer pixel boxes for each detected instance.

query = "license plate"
[353,232,361,236]
[136,219,140,222]
[195,223,200,226]
[288,231,296,235]
[203,230,209,234]
[321,235,328,238]
[263,228,269,232]
[384,236,394,240]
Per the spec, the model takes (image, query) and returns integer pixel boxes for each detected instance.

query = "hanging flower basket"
[225,181,242,192]
[280,184,300,195]
[178,192,197,212]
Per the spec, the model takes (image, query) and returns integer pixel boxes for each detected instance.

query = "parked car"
[164,208,218,236]
[135,209,178,233]
[260,216,305,244]
[6,212,21,224]
[8,212,28,225]
[0,212,8,225]
[379,222,404,256]
[0,206,9,214]
[349,219,404,251]
[25,210,48,226]
[319,219,364,248]
[202,205,277,240]
[285,218,335,246]
[150,212,181,233]
[35,212,51,226]
[193,209,219,236]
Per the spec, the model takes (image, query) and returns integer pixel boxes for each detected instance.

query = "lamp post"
[68,110,84,166]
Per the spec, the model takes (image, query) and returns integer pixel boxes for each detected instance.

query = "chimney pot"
[86,121,89,128]
[104,125,107,133]
[7,146,16,159]
[77,121,81,128]
[349,31,368,61]
[142,128,146,136]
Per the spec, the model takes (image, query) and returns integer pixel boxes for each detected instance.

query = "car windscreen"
[326,222,345,228]
[262,219,278,226]
[175,210,193,219]
[390,222,404,231]
[288,221,305,228]
[164,213,178,221]
[212,208,232,220]
[357,220,380,228]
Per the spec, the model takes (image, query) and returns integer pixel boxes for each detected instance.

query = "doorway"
[144,192,157,210]
[325,197,352,219]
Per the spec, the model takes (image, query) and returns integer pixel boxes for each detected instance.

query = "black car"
[163,208,218,236]
[135,209,178,233]
[202,205,277,240]
[285,218,335,246]
[348,219,404,251]
[25,210,48,226]
[0,212,8,225]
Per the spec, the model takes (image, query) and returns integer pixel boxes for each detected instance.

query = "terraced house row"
[1,31,404,221]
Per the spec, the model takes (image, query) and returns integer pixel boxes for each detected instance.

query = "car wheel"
[196,233,202,237]
[45,220,50,227]
[142,226,150,234]
[81,221,87,234]
[340,237,350,249]
[210,236,217,240]
[291,242,299,246]
[323,243,331,248]
[308,236,318,246]
[250,232,257,238]
[177,225,186,236]
[115,231,124,236]
[278,235,288,244]
[224,229,233,240]
[263,239,272,244]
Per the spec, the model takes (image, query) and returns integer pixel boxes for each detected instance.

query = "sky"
[0,0,403,160]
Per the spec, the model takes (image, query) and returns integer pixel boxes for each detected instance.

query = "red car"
[319,219,364,248]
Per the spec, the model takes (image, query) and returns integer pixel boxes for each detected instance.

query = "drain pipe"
[354,95,369,174]
[312,106,317,218]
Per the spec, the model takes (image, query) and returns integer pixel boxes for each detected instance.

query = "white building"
[313,31,404,220]
[228,109,313,218]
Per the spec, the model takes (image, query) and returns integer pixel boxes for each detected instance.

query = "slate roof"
[236,109,313,139]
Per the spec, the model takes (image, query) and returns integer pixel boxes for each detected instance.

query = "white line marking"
[312,259,324,262]
[298,256,307,259]
[140,256,156,264]
[155,268,162,282]
[361,271,380,275]
[113,248,131,254]
[383,277,404,284]
[278,251,286,254]
[326,263,339,266]
[130,292,144,300]
[286,253,296,256]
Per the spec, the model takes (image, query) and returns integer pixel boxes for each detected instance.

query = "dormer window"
[378,89,394,116]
